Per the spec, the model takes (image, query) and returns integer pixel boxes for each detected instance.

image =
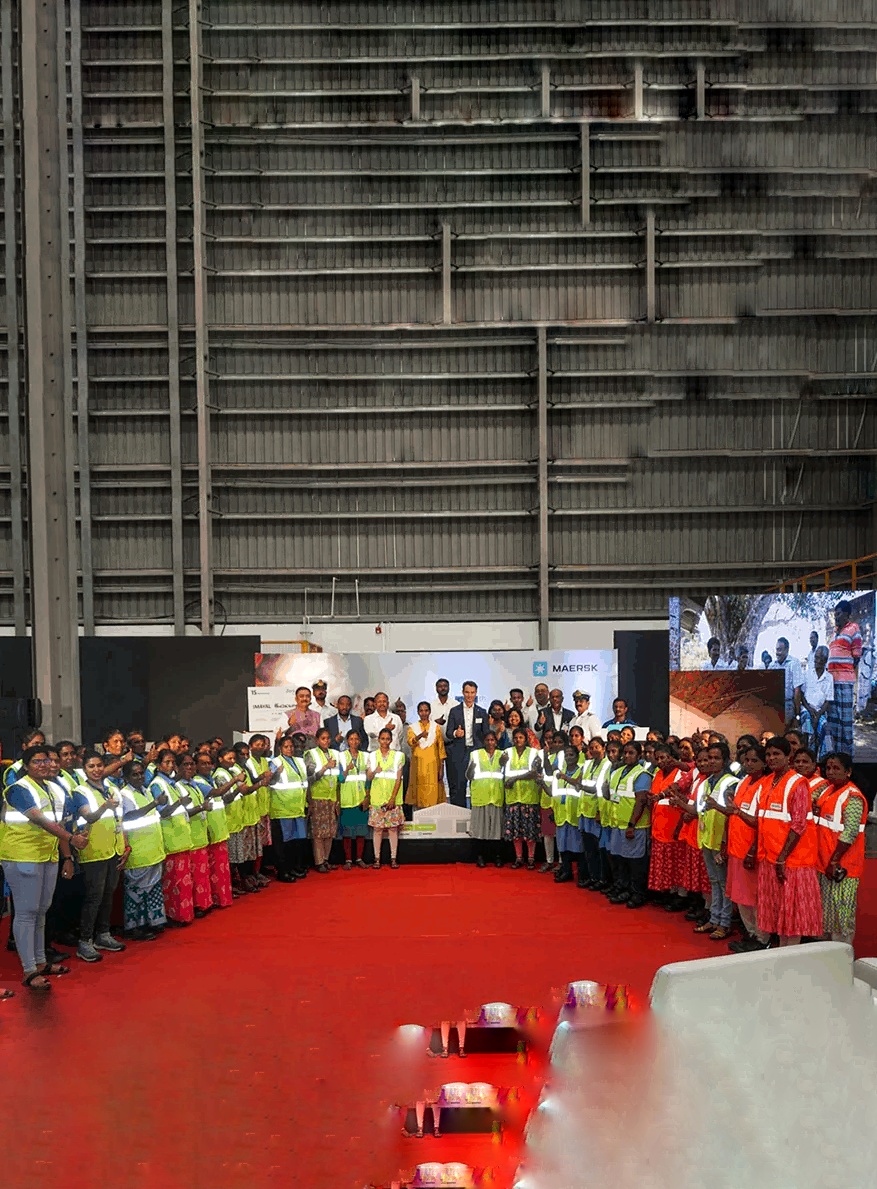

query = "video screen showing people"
[669,593,876,761]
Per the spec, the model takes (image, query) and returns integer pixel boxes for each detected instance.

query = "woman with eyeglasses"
[0,745,87,990]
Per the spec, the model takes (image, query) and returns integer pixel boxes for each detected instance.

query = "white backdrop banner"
[247,650,617,732]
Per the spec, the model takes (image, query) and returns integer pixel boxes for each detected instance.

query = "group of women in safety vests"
[0,723,412,992]
[467,726,868,948]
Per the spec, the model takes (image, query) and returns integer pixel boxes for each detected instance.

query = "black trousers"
[581,832,602,882]
[270,820,301,877]
[46,858,84,942]
[445,746,470,807]
[80,858,119,942]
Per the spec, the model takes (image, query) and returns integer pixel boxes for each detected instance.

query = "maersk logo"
[532,661,549,677]
[553,663,598,673]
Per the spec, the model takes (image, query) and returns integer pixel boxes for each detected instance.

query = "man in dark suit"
[541,687,574,737]
[444,680,489,807]
[324,694,367,751]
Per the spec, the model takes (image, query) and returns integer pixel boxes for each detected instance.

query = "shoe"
[538,862,552,874]
[476,855,486,868]
[684,906,704,921]
[553,870,573,884]
[664,896,689,913]
[709,926,732,941]
[77,941,103,963]
[693,921,717,934]
[293,869,309,879]
[44,946,68,964]
[729,936,760,953]
[194,908,208,919]
[526,861,536,871]
[511,859,524,869]
[316,863,331,873]
[576,878,590,889]
[626,896,647,909]
[95,934,126,952]
[609,891,631,904]
[494,859,504,868]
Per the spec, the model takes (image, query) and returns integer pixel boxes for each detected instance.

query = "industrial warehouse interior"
[1,4,876,1188]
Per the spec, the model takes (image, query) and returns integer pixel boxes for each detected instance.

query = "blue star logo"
[532,661,548,677]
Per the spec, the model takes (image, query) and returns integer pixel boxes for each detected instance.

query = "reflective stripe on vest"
[178,780,208,850]
[270,755,309,818]
[697,771,737,851]
[607,763,652,830]
[75,782,124,863]
[550,765,584,827]
[469,750,504,809]
[120,784,166,868]
[504,747,540,806]
[578,757,611,821]
[815,782,868,879]
[0,776,65,863]
[307,748,342,801]
[758,770,817,867]
[153,775,193,855]
[213,767,243,836]
[338,753,368,810]
[368,750,403,807]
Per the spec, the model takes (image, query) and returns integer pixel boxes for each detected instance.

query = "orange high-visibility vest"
[815,781,868,879]
[726,774,765,861]
[650,766,685,844]
[679,773,705,850]
[757,771,817,868]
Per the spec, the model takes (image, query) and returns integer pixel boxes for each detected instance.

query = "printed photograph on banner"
[669,592,876,760]
[247,650,618,735]
[670,670,785,745]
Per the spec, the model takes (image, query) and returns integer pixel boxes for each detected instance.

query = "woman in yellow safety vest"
[466,730,505,868]
[149,748,195,925]
[543,739,587,886]
[305,726,343,872]
[502,726,543,870]
[193,750,242,906]
[366,726,405,869]
[175,752,214,918]
[71,751,128,963]
[268,733,310,881]
[339,729,370,869]
[0,745,87,990]
[119,758,168,940]
[605,740,653,909]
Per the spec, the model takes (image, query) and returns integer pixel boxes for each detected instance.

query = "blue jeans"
[3,859,59,974]
[701,847,732,928]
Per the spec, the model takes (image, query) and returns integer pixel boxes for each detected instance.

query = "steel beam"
[536,325,549,649]
[695,59,706,119]
[579,122,590,226]
[441,222,452,324]
[1,0,24,633]
[163,0,185,633]
[188,0,213,633]
[645,208,656,322]
[21,0,80,735]
[70,0,95,634]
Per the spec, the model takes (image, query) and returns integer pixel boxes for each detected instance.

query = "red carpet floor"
[3,859,877,1189]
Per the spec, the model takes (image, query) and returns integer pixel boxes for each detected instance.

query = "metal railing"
[774,553,877,593]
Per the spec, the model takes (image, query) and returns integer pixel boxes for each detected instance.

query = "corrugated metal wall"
[1,2,874,628]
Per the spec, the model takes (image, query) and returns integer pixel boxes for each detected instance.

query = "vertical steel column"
[409,74,420,121]
[695,59,706,119]
[645,208,656,323]
[536,326,549,649]
[21,0,80,735]
[70,0,95,633]
[163,0,185,633]
[1,0,24,633]
[579,122,590,226]
[540,62,551,118]
[441,222,452,325]
[633,60,644,120]
[188,0,213,633]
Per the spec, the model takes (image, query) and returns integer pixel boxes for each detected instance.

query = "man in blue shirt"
[602,698,638,730]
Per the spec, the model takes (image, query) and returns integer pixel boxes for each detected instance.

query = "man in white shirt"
[703,637,728,670]
[312,680,333,724]
[430,677,455,730]
[771,637,804,726]
[569,691,601,743]
[525,683,551,731]
[362,690,404,751]
[799,645,834,757]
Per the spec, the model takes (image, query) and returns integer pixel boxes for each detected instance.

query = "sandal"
[355,858,367,869]
[38,962,70,977]
[344,860,353,870]
[526,861,536,871]
[0,988,15,1000]
[372,861,381,870]
[709,926,732,941]
[22,971,51,991]
[390,859,399,869]
[402,1127,424,1139]
[693,921,716,934]
[511,859,523,869]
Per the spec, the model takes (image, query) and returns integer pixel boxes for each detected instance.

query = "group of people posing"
[0,683,868,992]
